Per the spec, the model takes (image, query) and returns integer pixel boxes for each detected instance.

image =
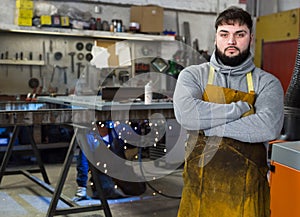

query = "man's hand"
[242,104,255,117]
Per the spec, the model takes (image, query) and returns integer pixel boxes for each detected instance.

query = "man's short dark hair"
[215,6,253,33]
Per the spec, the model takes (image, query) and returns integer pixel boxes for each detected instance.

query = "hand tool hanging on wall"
[39,54,42,78]
[54,52,62,61]
[76,42,84,51]
[5,51,8,76]
[50,65,57,83]
[77,53,84,61]
[29,52,33,77]
[86,53,93,62]
[49,40,53,53]
[62,66,68,84]
[0,53,3,74]
[76,62,82,79]
[20,52,23,72]
[28,77,39,89]
[28,51,41,93]
[68,52,75,73]
[46,52,50,65]
[85,42,93,51]
[192,38,201,65]
[183,21,191,46]
[15,52,19,71]
[183,21,192,66]
[42,40,46,72]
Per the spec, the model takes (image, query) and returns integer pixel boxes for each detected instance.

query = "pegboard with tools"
[0,32,95,96]
[0,24,176,97]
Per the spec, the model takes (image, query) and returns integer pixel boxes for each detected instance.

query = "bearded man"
[173,6,284,217]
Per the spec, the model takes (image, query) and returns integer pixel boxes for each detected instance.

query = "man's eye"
[236,33,245,38]
[220,33,228,38]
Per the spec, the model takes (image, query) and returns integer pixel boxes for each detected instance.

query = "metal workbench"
[0,101,94,216]
[0,100,76,185]
[0,96,176,217]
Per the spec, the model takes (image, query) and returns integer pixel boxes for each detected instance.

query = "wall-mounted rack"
[0,60,45,66]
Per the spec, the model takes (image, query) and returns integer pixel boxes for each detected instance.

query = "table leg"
[25,126,50,184]
[46,127,78,217]
[90,163,113,217]
[0,125,20,185]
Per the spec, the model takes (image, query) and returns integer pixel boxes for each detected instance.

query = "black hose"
[284,33,300,108]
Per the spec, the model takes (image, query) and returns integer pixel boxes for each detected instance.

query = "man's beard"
[215,45,251,67]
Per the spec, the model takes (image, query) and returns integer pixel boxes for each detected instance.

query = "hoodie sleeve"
[204,72,284,143]
[173,65,251,130]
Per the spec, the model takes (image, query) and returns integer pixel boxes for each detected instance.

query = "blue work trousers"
[76,149,89,188]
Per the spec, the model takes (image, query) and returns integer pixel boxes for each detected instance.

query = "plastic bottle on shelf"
[96,18,102,30]
[144,80,153,104]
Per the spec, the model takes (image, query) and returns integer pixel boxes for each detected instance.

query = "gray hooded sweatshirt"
[173,51,284,143]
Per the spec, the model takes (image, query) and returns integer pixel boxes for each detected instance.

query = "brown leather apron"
[177,67,270,217]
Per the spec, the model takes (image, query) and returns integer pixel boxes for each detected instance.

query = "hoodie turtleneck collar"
[210,50,256,76]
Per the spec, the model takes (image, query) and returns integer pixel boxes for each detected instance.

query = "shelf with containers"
[0,24,175,42]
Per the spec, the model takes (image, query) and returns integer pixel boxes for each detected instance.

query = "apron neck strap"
[208,66,254,93]
[246,72,254,93]
[208,66,215,85]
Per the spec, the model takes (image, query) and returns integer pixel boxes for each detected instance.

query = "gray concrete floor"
[0,162,183,217]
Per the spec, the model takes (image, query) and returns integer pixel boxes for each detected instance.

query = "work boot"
[73,186,90,201]
[75,186,87,197]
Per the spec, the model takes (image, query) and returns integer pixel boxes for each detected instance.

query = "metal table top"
[0,101,77,126]
[0,95,175,126]
[37,96,174,110]
[37,96,175,123]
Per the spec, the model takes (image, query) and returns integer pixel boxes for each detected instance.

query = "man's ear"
[250,33,254,45]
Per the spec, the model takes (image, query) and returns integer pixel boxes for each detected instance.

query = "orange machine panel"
[270,161,300,217]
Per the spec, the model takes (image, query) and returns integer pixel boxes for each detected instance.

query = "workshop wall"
[1,0,237,96]
[46,0,242,13]
[1,0,246,54]
[1,0,299,96]
[1,0,299,54]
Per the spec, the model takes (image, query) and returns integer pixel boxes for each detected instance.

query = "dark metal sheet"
[0,101,77,126]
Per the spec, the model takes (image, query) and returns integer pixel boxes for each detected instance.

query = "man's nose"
[228,35,237,44]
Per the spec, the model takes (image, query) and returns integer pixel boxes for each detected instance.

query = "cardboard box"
[15,17,32,26]
[95,40,131,68]
[130,5,164,33]
[16,0,34,9]
[96,40,119,67]
[40,15,52,26]
[15,0,34,26]
[15,8,33,18]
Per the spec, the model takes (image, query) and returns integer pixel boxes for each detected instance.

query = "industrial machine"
[270,141,300,217]
[259,8,300,217]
